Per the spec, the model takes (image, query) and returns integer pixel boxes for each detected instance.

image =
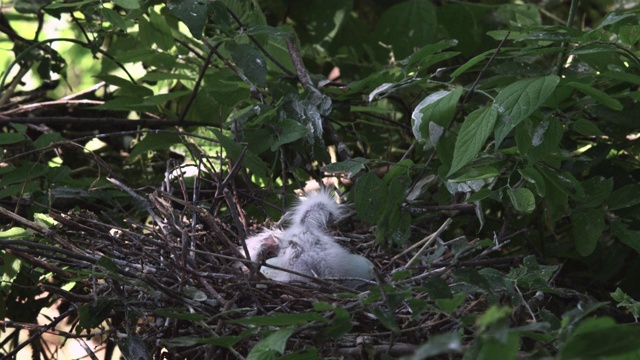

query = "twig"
[394,218,452,264]
[224,7,296,78]
[286,37,315,91]
[0,306,77,360]
[459,31,511,110]
[178,49,215,122]
[556,0,579,76]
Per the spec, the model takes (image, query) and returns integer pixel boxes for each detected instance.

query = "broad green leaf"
[601,71,640,86]
[0,227,30,239]
[572,118,605,136]
[608,184,640,210]
[536,165,585,200]
[611,221,640,255]
[559,323,640,359]
[321,157,367,179]
[112,0,139,9]
[45,0,98,9]
[493,76,560,148]
[581,176,613,208]
[247,327,295,360]
[0,133,26,145]
[373,0,437,60]
[529,118,564,163]
[435,294,466,314]
[139,72,193,82]
[228,43,267,88]
[518,167,546,196]
[567,82,623,110]
[319,308,352,339]
[100,8,128,31]
[594,11,637,30]
[450,50,493,78]
[404,333,463,359]
[411,87,463,145]
[354,172,387,224]
[571,209,605,256]
[130,133,181,159]
[373,307,401,334]
[507,188,535,213]
[450,166,499,182]
[77,299,115,334]
[478,333,520,360]
[465,188,493,202]
[167,0,207,38]
[404,39,459,68]
[270,119,309,150]
[448,106,498,176]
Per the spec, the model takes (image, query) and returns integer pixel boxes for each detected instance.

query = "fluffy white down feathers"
[243,192,374,288]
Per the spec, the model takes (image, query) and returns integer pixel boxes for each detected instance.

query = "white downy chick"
[262,191,375,288]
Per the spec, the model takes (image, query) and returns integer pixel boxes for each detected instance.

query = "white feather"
[239,191,374,288]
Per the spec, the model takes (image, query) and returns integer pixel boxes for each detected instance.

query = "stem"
[556,0,579,76]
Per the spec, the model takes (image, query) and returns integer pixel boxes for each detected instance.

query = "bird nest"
[0,174,526,359]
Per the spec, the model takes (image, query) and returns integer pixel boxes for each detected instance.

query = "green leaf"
[321,157,368,179]
[572,118,605,136]
[373,0,437,60]
[112,0,139,9]
[507,188,535,213]
[404,332,463,360]
[0,132,26,145]
[210,129,268,179]
[518,167,546,197]
[448,106,498,176]
[536,165,585,200]
[319,308,353,339]
[494,76,560,148]
[354,172,387,224]
[372,307,401,334]
[567,82,623,111]
[130,133,181,159]
[608,184,640,210]
[581,176,613,208]
[478,333,520,360]
[560,323,640,359]
[571,209,606,256]
[450,50,493,78]
[77,299,115,334]
[167,0,207,38]
[411,86,463,145]
[611,221,640,255]
[247,327,295,360]
[45,0,98,9]
[271,119,309,150]
[228,43,268,88]
[0,227,30,239]
[101,8,128,31]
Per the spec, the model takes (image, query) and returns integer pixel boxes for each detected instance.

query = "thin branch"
[556,0,579,76]
[178,49,215,122]
[459,31,510,111]
[225,7,296,77]
[1,306,77,359]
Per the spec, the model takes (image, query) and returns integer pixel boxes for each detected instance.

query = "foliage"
[1,0,640,358]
